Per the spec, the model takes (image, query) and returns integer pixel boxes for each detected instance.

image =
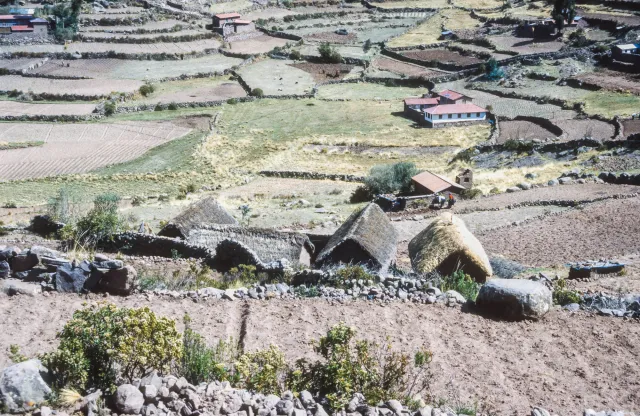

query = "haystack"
[408,213,492,282]
[187,225,314,271]
[158,197,238,239]
[315,203,398,272]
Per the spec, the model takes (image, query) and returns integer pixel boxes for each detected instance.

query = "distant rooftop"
[214,12,241,19]
[424,103,487,115]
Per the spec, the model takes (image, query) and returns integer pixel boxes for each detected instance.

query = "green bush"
[180,315,239,385]
[484,57,504,80]
[227,98,238,105]
[439,270,480,301]
[349,185,373,203]
[460,188,483,200]
[336,265,375,286]
[236,345,288,395]
[70,193,123,246]
[41,304,181,393]
[104,101,116,116]
[137,261,219,291]
[2,201,17,208]
[131,195,145,206]
[289,49,302,60]
[139,83,155,97]
[318,42,342,63]
[553,279,581,305]
[290,323,433,411]
[251,88,264,97]
[168,102,178,110]
[503,139,534,153]
[364,162,420,195]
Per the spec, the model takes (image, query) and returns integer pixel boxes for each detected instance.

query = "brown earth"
[574,70,640,96]
[622,120,640,138]
[289,63,355,81]
[0,294,639,415]
[226,35,289,54]
[371,56,444,78]
[305,31,358,44]
[478,196,640,267]
[0,75,142,97]
[0,101,96,117]
[580,12,640,27]
[497,120,559,143]
[400,49,483,66]
[552,119,616,141]
[487,35,564,55]
[137,82,247,104]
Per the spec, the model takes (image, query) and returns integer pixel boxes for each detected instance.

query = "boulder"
[0,260,10,278]
[55,261,92,293]
[11,252,39,273]
[0,359,52,413]
[1,279,42,296]
[408,213,492,283]
[476,278,552,320]
[29,215,64,236]
[95,265,137,295]
[92,260,124,270]
[547,179,559,186]
[115,384,144,414]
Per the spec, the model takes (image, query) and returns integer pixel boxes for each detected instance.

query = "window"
[439,115,443,119]
[448,114,452,119]
[467,113,471,117]
[458,114,461,118]
[477,112,481,117]
[464,177,470,182]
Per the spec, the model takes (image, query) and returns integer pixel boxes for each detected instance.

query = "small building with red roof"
[212,12,255,38]
[0,14,48,36]
[403,89,488,128]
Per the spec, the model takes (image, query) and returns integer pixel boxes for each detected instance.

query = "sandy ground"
[0,75,142,97]
[0,101,96,117]
[0,294,639,415]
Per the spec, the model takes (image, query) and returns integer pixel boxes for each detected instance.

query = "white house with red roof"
[212,12,255,38]
[0,14,48,36]
[403,89,488,128]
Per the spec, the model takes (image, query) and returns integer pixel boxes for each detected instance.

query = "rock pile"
[0,245,136,296]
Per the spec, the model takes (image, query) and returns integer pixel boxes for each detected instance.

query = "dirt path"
[1,294,639,415]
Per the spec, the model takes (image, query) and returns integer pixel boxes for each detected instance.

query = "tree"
[318,42,342,63]
[552,0,576,32]
[484,57,504,80]
[364,162,420,195]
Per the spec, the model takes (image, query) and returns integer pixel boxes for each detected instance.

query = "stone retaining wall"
[259,170,365,182]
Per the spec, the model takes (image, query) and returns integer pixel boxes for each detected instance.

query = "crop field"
[436,81,578,119]
[289,63,361,82]
[449,42,514,60]
[553,119,616,141]
[487,35,564,54]
[0,75,143,97]
[0,58,45,71]
[79,29,205,40]
[0,101,96,117]
[0,38,221,55]
[78,19,190,32]
[210,0,254,13]
[480,80,593,102]
[400,48,483,66]
[369,56,444,78]
[237,59,316,95]
[386,9,481,48]
[316,83,422,100]
[0,120,192,181]
[573,70,640,95]
[224,35,289,54]
[581,91,640,118]
[622,120,640,138]
[125,77,247,105]
[27,56,243,80]
[497,120,559,143]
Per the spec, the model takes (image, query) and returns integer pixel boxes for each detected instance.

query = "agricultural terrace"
[0,38,221,55]
[124,77,247,106]
[237,59,316,96]
[0,101,96,117]
[0,75,143,98]
[386,9,482,48]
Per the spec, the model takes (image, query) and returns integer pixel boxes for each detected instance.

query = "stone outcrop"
[0,359,51,413]
[476,278,552,320]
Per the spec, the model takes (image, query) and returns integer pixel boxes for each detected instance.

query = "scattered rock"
[115,384,144,414]
[476,278,552,320]
[0,359,52,413]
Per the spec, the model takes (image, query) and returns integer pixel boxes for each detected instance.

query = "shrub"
[2,201,17,208]
[139,83,155,97]
[104,101,116,116]
[251,88,264,97]
[484,57,504,80]
[289,49,302,60]
[290,323,433,411]
[227,98,238,105]
[41,304,181,393]
[318,42,342,63]
[0,221,7,237]
[8,345,27,363]
[439,270,480,301]
[364,162,420,195]
[47,187,82,224]
[70,193,123,247]
[168,102,178,110]
[503,139,534,153]
[180,315,239,385]
[335,265,375,285]
[137,261,219,291]
[460,188,483,199]
[154,103,163,111]
[236,345,288,395]
[224,264,258,287]
[131,195,145,206]
[553,279,581,305]
[349,185,373,203]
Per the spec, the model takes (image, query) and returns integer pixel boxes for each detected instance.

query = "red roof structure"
[11,25,34,31]
[404,97,439,105]
[437,89,469,101]
[233,19,251,24]
[411,171,465,194]
[214,12,241,19]
[424,103,486,115]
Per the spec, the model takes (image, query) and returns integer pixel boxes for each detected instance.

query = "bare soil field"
[225,35,289,54]
[0,75,142,97]
[27,56,243,80]
[487,35,565,54]
[78,19,188,32]
[371,56,444,78]
[581,12,640,26]
[128,79,247,105]
[79,29,205,40]
[622,119,640,138]
[574,70,640,95]
[498,120,559,143]
[1,294,639,415]
[290,63,356,81]
[478,196,640,266]
[237,59,316,95]
[0,121,191,180]
[0,58,45,71]
[0,101,96,117]
[400,49,483,66]
[305,31,358,43]
[0,38,221,55]
[553,119,616,141]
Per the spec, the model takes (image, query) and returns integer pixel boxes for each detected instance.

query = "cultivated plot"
[237,59,316,95]
[0,39,221,55]
[125,78,247,105]
[225,35,290,55]
[0,75,143,97]
[0,101,96,117]
[0,121,192,181]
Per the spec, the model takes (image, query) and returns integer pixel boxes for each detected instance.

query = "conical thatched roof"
[408,213,492,282]
[158,197,238,239]
[187,225,314,271]
[315,203,398,272]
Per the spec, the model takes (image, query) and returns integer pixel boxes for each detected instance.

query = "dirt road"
[1,294,638,415]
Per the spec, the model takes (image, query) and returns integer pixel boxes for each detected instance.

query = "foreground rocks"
[476,278,552,320]
[0,359,51,413]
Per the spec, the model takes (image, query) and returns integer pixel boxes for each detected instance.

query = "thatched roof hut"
[187,225,314,271]
[158,197,238,239]
[315,203,398,272]
[408,213,492,282]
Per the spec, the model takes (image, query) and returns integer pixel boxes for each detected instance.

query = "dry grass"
[374,0,449,9]
[582,92,640,118]
[387,9,481,48]
[210,0,254,13]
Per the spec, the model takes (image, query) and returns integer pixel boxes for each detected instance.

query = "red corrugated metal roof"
[11,25,34,31]
[233,19,251,24]
[424,103,487,115]
[412,171,464,194]
[0,15,17,19]
[404,97,439,105]
[437,89,466,101]
[214,13,241,19]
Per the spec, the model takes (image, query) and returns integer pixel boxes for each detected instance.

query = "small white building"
[423,103,487,127]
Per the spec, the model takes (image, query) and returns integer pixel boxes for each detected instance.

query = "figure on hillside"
[448,193,456,209]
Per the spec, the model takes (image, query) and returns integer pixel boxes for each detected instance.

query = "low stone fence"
[0,113,102,122]
[100,232,215,260]
[256,27,303,41]
[2,49,220,61]
[259,170,365,182]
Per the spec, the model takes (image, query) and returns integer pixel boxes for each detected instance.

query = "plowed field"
[0,101,96,117]
[0,75,142,97]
